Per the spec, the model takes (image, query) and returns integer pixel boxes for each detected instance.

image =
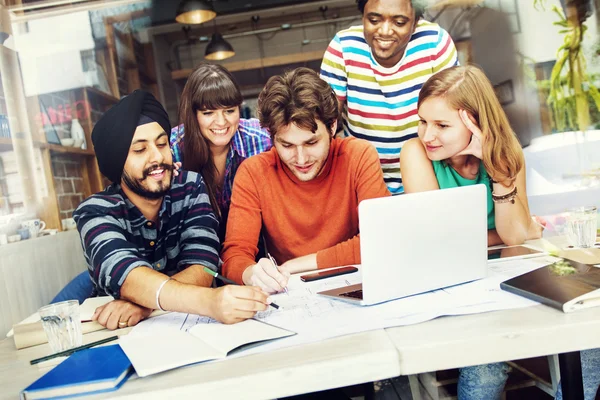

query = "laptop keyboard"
[340,289,363,300]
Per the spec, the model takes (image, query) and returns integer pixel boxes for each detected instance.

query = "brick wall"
[51,154,85,220]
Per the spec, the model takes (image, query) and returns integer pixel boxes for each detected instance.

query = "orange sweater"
[221,137,390,284]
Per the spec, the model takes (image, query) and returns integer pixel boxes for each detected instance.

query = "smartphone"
[488,245,544,262]
[300,266,359,282]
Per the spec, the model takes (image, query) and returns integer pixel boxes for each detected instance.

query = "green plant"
[542,5,600,132]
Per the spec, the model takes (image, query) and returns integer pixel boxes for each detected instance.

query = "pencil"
[30,335,118,365]
[267,253,289,294]
[203,267,279,309]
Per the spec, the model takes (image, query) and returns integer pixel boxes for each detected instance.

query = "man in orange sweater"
[221,68,390,293]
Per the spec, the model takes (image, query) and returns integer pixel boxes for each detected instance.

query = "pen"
[203,267,279,309]
[267,253,289,294]
[30,335,118,365]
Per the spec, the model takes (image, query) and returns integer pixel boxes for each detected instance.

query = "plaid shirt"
[73,171,220,298]
[169,118,272,214]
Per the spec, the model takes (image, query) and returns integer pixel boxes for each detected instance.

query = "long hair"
[417,65,524,182]
[258,67,339,138]
[178,63,243,216]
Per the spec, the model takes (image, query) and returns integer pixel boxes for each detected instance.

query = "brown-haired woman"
[400,65,544,247]
[170,63,271,242]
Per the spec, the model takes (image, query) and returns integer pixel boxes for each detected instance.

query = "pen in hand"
[267,253,289,294]
[203,267,279,309]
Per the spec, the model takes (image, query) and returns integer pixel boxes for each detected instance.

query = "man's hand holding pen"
[242,258,290,294]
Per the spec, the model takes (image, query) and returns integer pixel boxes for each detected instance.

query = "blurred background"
[0,0,597,233]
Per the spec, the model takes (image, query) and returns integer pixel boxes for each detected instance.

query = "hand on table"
[527,215,547,240]
[242,258,290,294]
[207,285,270,324]
[92,299,152,330]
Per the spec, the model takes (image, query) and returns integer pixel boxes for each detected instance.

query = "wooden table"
[0,328,400,400]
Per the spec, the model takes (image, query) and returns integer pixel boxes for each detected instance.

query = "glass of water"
[38,300,82,353]
[566,206,598,248]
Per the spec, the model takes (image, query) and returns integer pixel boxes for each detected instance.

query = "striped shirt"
[169,118,272,214]
[320,20,458,194]
[73,171,220,298]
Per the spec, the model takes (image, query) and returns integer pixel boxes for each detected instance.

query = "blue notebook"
[21,344,132,400]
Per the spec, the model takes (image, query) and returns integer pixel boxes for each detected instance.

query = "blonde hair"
[418,65,524,182]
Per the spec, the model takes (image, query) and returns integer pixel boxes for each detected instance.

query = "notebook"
[319,185,488,305]
[21,344,132,400]
[500,258,600,313]
[118,318,295,377]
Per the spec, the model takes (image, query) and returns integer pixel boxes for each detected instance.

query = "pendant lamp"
[205,32,235,61]
[176,0,216,25]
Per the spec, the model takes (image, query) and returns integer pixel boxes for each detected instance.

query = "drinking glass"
[566,206,598,248]
[38,300,82,353]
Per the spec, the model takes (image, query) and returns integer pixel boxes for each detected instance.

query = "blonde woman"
[400,65,542,399]
[400,65,542,247]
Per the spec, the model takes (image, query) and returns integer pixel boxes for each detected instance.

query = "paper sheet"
[121,258,554,366]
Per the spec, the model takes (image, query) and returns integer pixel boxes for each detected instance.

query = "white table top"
[0,327,400,400]
[4,236,599,399]
[386,304,600,375]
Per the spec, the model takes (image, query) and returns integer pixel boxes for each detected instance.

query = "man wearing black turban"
[67,90,269,328]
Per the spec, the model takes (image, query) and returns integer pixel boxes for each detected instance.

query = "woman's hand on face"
[456,110,484,159]
[172,162,182,177]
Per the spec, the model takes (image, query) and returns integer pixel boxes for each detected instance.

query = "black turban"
[91,90,171,183]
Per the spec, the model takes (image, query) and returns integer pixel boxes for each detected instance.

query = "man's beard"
[122,163,174,200]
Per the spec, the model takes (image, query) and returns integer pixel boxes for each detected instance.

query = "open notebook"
[501,257,600,313]
[119,319,295,377]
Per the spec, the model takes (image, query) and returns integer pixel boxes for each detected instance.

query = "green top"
[432,160,495,229]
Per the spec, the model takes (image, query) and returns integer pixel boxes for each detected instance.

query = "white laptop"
[318,185,488,305]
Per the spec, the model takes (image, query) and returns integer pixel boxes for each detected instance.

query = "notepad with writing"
[118,318,295,377]
[21,344,132,399]
[500,258,600,313]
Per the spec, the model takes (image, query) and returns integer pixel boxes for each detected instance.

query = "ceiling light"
[176,0,216,25]
[205,32,235,61]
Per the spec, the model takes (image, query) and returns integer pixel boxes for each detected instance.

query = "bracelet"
[492,185,518,204]
[156,277,171,311]
[489,176,515,188]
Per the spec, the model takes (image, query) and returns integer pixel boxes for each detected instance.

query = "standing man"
[221,68,390,292]
[74,90,269,328]
[320,0,458,194]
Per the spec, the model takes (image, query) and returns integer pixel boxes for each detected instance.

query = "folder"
[21,344,132,399]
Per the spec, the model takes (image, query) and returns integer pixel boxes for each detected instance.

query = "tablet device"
[487,245,545,262]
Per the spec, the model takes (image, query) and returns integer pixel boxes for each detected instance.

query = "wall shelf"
[84,86,119,104]
[171,50,327,80]
[33,141,95,156]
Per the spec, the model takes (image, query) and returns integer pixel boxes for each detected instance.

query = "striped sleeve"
[236,118,272,157]
[74,201,152,299]
[432,27,459,72]
[320,34,348,100]
[170,124,185,164]
[175,174,220,272]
